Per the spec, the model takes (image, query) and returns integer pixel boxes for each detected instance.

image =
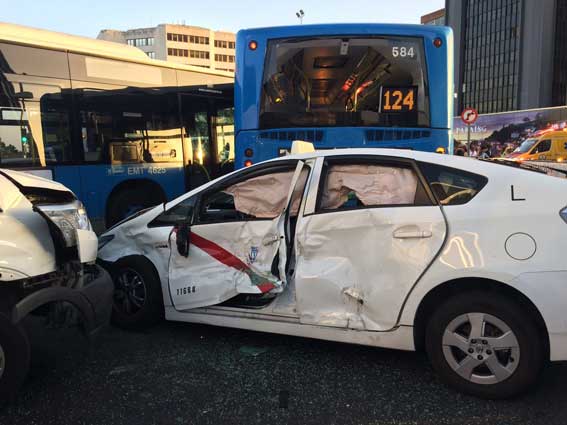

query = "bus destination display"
[380,86,417,113]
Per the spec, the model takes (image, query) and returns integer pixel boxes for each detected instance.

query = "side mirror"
[176,222,190,257]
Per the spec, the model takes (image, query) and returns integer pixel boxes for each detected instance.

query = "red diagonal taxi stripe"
[191,232,250,271]
[189,232,276,293]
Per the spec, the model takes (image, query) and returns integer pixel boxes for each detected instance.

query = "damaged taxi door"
[294,156,446,331]
[168,161,307,311]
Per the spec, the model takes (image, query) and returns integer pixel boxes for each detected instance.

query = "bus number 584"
[392,46,415,58]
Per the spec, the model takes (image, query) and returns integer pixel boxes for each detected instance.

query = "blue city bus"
[234,24,453,168]
[0,23,234,230]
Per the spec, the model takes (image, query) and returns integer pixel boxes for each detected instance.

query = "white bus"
[0,22,234,229]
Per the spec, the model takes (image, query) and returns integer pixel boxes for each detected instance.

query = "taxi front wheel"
[110,256,164,330]
[425,291,545,399]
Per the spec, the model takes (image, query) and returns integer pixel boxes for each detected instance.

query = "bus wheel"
[106,184,165,227]
[0,314,30,401]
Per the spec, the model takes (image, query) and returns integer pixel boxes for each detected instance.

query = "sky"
[1,0,444,38]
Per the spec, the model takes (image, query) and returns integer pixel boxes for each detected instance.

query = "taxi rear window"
[418,162,488,206]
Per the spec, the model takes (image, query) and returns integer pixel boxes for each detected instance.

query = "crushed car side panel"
[169,221,283,310]
[0,174,56,280]
[168,162,308,310]
[294,206,446,331]
[293,158,447,331]
[0,169,113,335]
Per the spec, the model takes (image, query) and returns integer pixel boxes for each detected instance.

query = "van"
[0,169,112,398]
[509,130,567,162]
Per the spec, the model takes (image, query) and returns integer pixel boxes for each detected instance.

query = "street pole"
[467,123,471,154]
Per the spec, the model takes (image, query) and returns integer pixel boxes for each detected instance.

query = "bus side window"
[179,94,212,188]
[0,75,73,167]
[76,87,183,165]
[213,107,235,175]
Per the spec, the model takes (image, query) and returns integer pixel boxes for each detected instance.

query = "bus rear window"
[260,36,429,129]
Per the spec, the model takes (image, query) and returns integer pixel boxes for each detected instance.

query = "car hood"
[0,168,70,192]
[506,152,522,158]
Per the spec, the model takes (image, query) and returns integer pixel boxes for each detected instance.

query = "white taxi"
[98,147,567,399]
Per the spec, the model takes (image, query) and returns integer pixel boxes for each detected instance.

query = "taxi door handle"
[262,234,282,246]
[393,229,432,239]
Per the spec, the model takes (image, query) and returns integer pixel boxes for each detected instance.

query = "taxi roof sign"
[291,140,315,154]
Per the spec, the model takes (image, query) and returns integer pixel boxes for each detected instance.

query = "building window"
[127,37,155,47]
[146,51,156,59]
[189,35,209,45]
[552,0,567,105]
[189,50,210,59]
[461,0,521,114]
[168,48,189,57]
[214,54,235,63]
[215,40,235,49]
[167,33,189,43]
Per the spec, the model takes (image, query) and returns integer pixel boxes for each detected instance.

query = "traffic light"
[20,128,29,144]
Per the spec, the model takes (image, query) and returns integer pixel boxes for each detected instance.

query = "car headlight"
[38,201,92,247]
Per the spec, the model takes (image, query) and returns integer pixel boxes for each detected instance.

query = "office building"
[421,9,446,25]
[446,0,565,115]
[98,24,236,72]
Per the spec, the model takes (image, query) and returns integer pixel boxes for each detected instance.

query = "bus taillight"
[433,38,443,48]
[244,148,254,157]
[244,160,253,167]
[248,40,258,50]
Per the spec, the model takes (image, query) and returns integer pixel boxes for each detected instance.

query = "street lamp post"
[296,9,305,24]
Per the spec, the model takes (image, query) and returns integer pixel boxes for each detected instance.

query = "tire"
[0,314,30,401]
[109,256,164,330]
[106,185,164,228]
[425,291,545,399]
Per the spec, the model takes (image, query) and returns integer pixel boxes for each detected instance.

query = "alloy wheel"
[442,312,520,385]
[114,268,147,315]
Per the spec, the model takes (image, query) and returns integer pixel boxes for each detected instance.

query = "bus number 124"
[380,87,417,112]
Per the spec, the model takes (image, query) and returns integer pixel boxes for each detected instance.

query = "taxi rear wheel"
[425,291,545,399]
[110,256,164,330]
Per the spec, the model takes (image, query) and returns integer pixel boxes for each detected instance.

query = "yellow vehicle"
[510,130,567,162]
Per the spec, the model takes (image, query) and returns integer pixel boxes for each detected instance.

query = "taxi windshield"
[515,138,537,153]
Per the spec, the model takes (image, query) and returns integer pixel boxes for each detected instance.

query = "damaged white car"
[0,169,112,398]
[98,147,567,399]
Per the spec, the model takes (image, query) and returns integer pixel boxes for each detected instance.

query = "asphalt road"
[2,319,567,425]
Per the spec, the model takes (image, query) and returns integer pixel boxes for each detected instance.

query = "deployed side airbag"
[320,164,418,209]
[224,171,297,218]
